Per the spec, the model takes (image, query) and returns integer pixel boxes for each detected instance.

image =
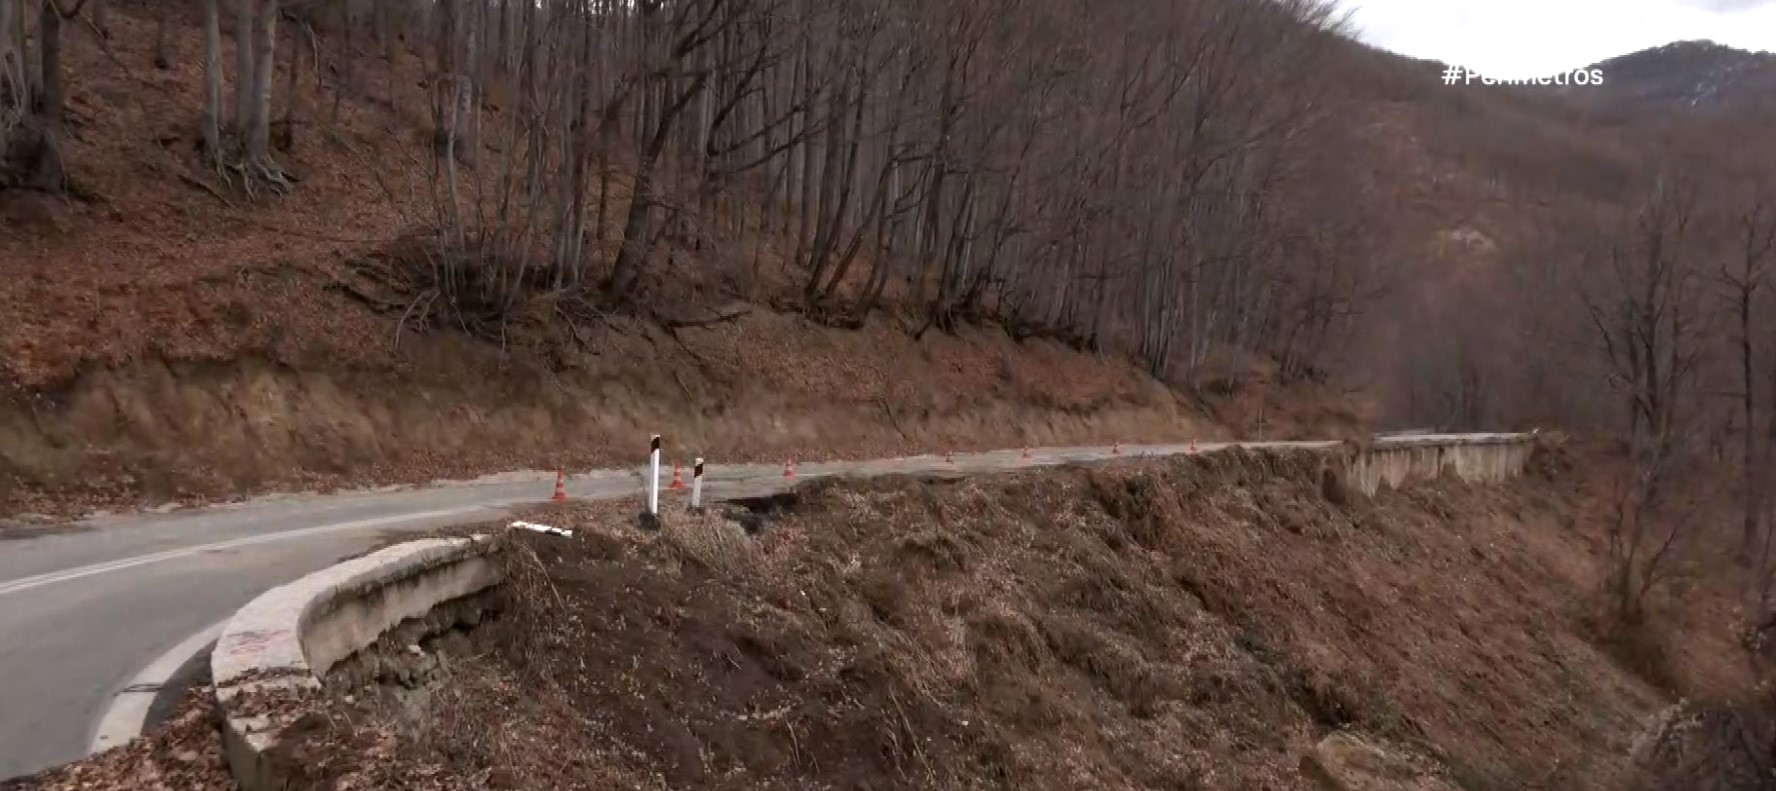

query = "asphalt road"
[0,435,1520,779]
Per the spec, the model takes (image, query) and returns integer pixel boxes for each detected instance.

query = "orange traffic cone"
[945,450,956,464]
[669,463,686,490]
[552,471,568,501]
[1021,446,1032,460]
[1190,438,1199,453]
[1112,442,1121,456]
[783,458,796,478]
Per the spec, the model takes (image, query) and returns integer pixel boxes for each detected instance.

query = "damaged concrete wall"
[1345,435,1534,497]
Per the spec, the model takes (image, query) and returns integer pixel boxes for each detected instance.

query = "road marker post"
[647,435,661,516]
[690,458,704,511]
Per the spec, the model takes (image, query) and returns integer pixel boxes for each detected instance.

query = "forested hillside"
[8,3,1776,784]
[3,0,1776,560]
[2,0,1376,382]
[0,0,1385,514]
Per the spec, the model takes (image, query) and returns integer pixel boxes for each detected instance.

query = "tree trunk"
[201,0,222,161]
[0,0,19,117]
[791,39,817,268]
[1743,284,1759,558]
[608,70,710,300]
[276,15,298,152]
[152,2,170,68]
[246,0,277,169]
[805,61,851,295]
[235,0,254,135]
[29,0,65,192]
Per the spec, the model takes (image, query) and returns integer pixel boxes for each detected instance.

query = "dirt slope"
[237,446,1712,791]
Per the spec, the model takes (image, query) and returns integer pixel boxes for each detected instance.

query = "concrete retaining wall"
[209,536,502,791]
[1347,434,1534,496]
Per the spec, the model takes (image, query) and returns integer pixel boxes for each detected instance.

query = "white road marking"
[0,507,492,599]
[87,619,228,754]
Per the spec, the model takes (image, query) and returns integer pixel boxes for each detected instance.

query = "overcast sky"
[1336,0,1776,78]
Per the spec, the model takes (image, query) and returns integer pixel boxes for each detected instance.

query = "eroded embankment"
[261,444,1678,791]
[0,310,1364,520]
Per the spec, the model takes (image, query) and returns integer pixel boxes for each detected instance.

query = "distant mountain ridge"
[1578,39,1776,107]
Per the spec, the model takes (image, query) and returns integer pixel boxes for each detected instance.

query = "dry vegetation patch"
[252,448,1688,791]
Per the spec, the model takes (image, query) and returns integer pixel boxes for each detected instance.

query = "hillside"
[0,0,1374,519]
[1582,40,1776,109]
[304,450,1680,790]
[1332,36,1776,429]
[9,5,1776,786]
[1,1,1772,516]
[16,445,1765,790]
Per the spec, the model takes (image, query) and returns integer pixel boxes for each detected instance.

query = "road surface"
[0,435,1520,779]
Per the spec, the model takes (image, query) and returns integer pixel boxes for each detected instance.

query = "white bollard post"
[647,434,661,516]
[690,457,704,511]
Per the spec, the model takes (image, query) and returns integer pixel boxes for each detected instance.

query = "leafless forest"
[12,4,1776,787]
[4,0,1382,382]
[6,2,1776,631]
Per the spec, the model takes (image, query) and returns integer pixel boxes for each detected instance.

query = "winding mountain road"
[0,435,1519,779]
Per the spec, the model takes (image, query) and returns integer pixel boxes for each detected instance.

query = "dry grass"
[661,511,759,579]
[21,443,1774,790]
[250,447,1717,791]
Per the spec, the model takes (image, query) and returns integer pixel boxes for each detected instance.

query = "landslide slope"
[265,445,1718,791]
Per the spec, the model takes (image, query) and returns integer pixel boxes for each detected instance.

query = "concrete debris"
[510,520,573,537]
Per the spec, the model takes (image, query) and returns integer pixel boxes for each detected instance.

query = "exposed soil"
[236,445,1714,791]
[0,308,1364,521]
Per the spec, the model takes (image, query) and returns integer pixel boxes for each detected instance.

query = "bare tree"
[201,0,224,163]
[244,0,283,184]
[606,0,748,300]
[22,0,91,192]
[235,0,254,134]
[153,1,170,69]
[1583,170,1711,623]
[1713,182,1776,559]
[0,0,22,149]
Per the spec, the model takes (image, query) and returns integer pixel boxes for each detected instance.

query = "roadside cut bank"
[0,307,1362,522]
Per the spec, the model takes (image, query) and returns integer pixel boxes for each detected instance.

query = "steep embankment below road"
[229,445,1740,791]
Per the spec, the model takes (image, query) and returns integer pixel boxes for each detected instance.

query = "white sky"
[1336,0,1776,78]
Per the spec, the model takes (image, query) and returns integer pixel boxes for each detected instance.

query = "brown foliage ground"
[14,444,1771,790]
[0,3,1366,521]
[229,447,1732,790]
[0,683,231,791]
